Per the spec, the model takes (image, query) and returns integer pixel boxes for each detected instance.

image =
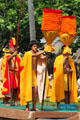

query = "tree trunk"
[28,0,36,41]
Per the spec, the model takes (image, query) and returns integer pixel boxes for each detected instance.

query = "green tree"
[0,0,80,53]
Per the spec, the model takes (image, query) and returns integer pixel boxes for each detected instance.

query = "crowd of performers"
[0,37,78,111]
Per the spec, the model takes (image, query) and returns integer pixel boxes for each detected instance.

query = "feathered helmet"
[9,37,16,48]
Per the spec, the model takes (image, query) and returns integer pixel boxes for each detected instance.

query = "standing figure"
[0,48,10,99]
[50,45,78,109]
[20,40,49,111]
[77,69,80,99]
[2,38,21,106]
[37,53,50,103]
[37,57,46,103]
[0,50,4,98]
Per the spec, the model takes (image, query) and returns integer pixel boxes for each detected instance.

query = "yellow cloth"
[42,31,58,45]
[42,31,57,52]
[0,80,4,98]
[46,71,51,97]
[32,70,37,87]
[60,33,74,46]
[63,46,72,55]
[20,51,50,105]
[44,45,55,52]
[64,74,71,91]
[64,74,68,91]
[1,54,8,93]
[50,55,78,103]
[60,33,74,55]
[20,51,32,105]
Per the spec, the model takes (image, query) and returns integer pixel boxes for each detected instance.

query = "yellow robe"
[20,51,50,105]
[50,55,78,103]
[0,58,4,98]
[2,54,8,93]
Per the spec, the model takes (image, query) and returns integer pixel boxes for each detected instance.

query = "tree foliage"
[0,0,80,53]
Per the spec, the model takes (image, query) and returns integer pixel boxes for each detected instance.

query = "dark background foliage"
[0,0,80,53]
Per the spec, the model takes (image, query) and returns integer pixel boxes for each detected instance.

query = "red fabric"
[2,54,21,100]
[43,8,62,13]
[53,67,56,73]
[62,16,76,19]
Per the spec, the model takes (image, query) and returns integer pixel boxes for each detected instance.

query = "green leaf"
[0,18,4,24]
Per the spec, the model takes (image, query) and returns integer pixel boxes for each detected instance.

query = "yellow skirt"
[0,80,4,98]
[64,74,71,91]
[32,70,37,87]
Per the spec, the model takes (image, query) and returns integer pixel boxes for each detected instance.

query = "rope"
[16,0,23,51]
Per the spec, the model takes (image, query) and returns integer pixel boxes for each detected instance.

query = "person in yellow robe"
[50,45,78,109]
[0,50,4,98]
[20,40,49,111]
[0,48,10,99]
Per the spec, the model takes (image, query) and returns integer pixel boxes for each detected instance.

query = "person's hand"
[13,51,17,56]
[38,50,45,56]
[66,68,73,73]
[40,50,44,54]
[8,51,17,61]
[66,68,70,73]
[69,69,73,73]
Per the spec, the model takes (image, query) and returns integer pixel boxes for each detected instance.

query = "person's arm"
[8,51,17,61]
[32,50,44,57]
[63,56,73,73]
[63,56,68,64]
[39,55,46,59]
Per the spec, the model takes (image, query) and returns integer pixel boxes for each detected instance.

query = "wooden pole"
[66,57,70,104]
[41,55,48,111]
[67,69,70,104]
